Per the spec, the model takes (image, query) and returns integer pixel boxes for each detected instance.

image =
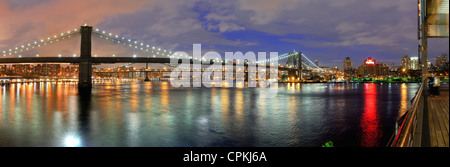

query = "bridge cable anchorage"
[1,29,81,58]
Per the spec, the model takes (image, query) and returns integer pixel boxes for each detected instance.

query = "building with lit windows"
[343,57,355,79]
[343,57,352,71]
[410,57,419,70]
[401,55,411,70]
[0,65,6,75]
[435,53,448,71]
[357,57,376,77]
[356,57,389,77]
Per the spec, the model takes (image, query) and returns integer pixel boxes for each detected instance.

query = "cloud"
[335,22,370,33]
[203,9,246,33]
[237,0,302,25]
[204,13,237,22]
[207,22,246,33]
[0,0,150,49]
[149,18,202,37]
[232,39,257,46]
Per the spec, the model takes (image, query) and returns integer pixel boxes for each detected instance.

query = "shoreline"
[280,81,450,84]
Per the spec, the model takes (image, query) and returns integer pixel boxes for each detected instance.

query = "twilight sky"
[0,0,448,69]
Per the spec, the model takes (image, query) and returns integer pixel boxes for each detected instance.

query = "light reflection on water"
[0,82,422,147]
[360,83,379,147]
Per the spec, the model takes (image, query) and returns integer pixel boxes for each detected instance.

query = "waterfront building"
[343,57,352,71]
[411,57,419,70]
[401,55,411,71]
[435,53,449,71]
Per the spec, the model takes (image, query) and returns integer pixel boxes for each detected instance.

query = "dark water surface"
[0,82,421,147]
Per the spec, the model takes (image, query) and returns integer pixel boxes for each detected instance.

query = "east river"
[0,82,426,147]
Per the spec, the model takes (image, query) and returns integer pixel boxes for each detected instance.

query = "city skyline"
[1,0,448,69]
[0,0,449,157]
[1,52,447,71]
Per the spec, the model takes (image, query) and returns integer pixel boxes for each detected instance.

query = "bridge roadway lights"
[285,52,302,82]
[3,25,299,86]
[287,69,301,82]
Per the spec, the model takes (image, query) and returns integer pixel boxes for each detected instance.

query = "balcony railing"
[387,83,424,147]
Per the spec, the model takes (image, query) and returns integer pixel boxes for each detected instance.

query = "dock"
[427,89,449,147]
[388,84,449,147]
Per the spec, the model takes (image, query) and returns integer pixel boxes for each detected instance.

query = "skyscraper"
[442,53,448,63]
[364,57,376,76]
[376,63,389,76]
[410,57,419,70]
[343,57,352,71]
[435,53,448,69]
[401,55,411,70]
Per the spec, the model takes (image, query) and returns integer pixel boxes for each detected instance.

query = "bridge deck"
[0,57,293,69]
[427,88,449,147]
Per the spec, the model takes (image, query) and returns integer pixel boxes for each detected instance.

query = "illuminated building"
[12,64,33,75]
[343,57,353,71]
[343,57,355,79]
[41,64,61,75]
[375,63,389,76]
[410,57,419,70]
[401,55,411,70]
[357,57,389,77]
[435,53,448,70]
[364,57,376,77]
[0,65,6,75]
[364,57,376,65]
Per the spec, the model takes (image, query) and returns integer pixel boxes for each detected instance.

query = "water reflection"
[64,136,81,147]
[77,87,91,146]
[399,83,408,118]
[360,83,380,147]
[0,82,425,147]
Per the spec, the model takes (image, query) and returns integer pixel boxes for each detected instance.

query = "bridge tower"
[144,63,150,81]
[286,52,302,82]
[79,26,93,88]
[298,52,302,82]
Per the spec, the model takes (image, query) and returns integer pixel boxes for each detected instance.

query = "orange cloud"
[0,0,151,48]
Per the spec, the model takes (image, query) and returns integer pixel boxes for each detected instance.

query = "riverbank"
[279,80,420,84]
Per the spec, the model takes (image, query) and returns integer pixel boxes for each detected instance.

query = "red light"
[360,83,380,147]
[366,60,374,65]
